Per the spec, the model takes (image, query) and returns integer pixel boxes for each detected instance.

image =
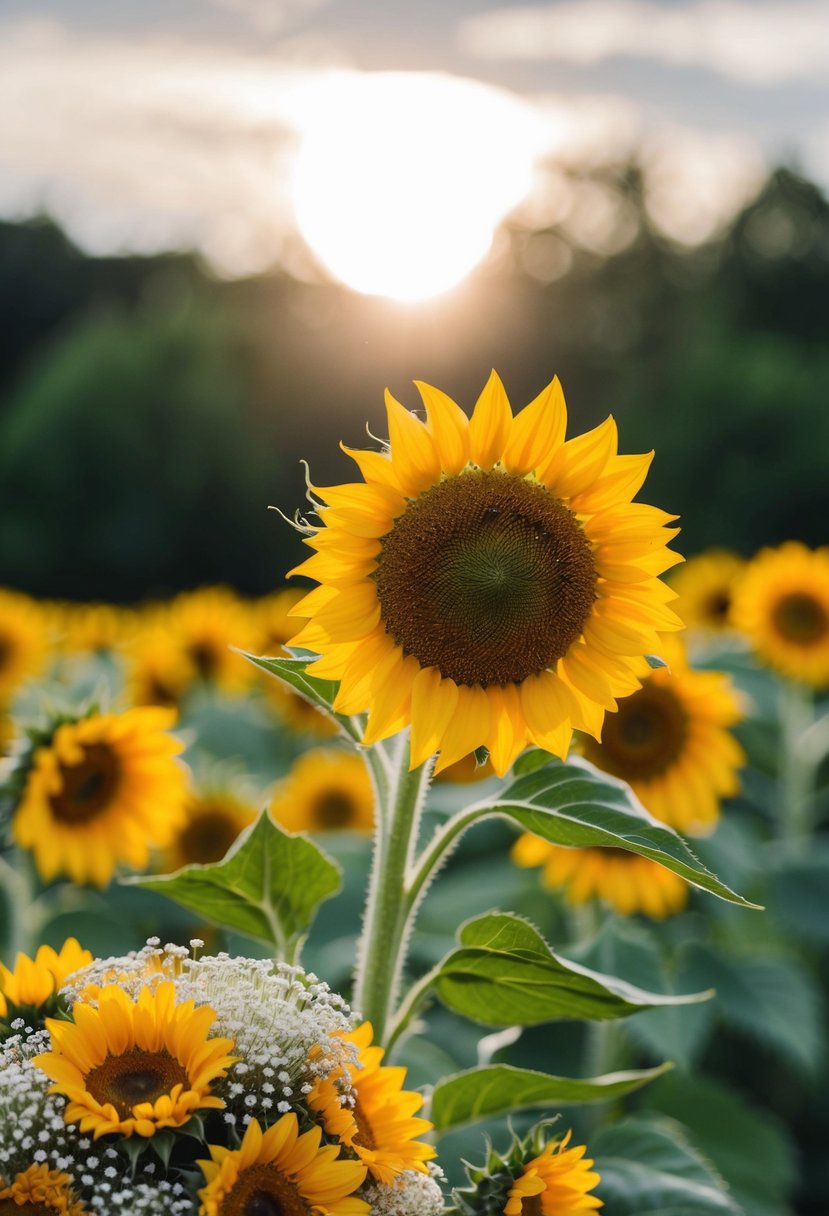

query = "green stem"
[779,681,815,851]
[353,735,433,1045]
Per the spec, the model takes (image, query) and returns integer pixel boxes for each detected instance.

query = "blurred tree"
[0,297,294,600]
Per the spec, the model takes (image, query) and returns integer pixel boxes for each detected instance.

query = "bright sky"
[1,0,827,296]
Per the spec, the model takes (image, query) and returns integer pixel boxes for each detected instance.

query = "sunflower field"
[1,358,828,1216]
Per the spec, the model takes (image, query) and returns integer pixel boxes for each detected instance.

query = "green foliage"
[431,1061,672,1131]
[476,756,758,907]
[592,1115,742,1214]
[431,912,711,1027]
[127,810,341,958]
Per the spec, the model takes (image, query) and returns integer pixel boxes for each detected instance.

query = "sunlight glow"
[289,71,544,301]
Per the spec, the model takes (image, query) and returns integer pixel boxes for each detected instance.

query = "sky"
[2,0,827,289]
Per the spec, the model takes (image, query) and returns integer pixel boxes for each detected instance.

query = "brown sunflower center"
[222,1165,310,1216]
[703,589,731,623]
[313,789,357,829]
[352,1098,377,1150]
[374,471,597,687]
[49,744,121,825]
[0,1203,53,1216]
[146,674,181,708]
[519,1195,543,1216]
[188,640,220,679]
[772,592,828,644]
[586,683,688,780]
[178,808,241,865]
[85,1049,189,1119]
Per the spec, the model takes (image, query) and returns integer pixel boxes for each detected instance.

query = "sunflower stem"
[353,734,433,1045]
[779,680,815,851]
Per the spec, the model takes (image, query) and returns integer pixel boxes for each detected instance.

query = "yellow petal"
[415,380,470,474]
[468,370,513,469]
[409,667,459,769]
[502,376,567,475]
[433,684,490,772]
[485,684,527,776]
[542,415,618,498]
[385,390,441,493]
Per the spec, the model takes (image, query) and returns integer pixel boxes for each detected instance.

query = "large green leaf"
[432,913,712,1027]
[483,756,758,907]
[239,651,357,739]
[431,1061,672,1131]
[593,1114,742,1214]
[128,810,341,957]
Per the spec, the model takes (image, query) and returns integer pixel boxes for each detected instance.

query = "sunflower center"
[178,809,241,865]
[519,1195,543,1216]
[375,471,597,687]
[0,1204,53,1216]
[352,1098,377,1150]
[772,592,828,644]
[49,743,121,825]
[312,790,356,829]
[222,1165,310,1216]
[146,675,180,707]
[704,590,731,623]
[188,640,220,679]
[587,683,688,780]
[85,1048,189,1118]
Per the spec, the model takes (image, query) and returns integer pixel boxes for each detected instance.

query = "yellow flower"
[0,1163,86,1215]
[0,588,47,701]
[504,1131,602,1215]
[12,707,188,887]
[35,981,236,1139]
[581,635,745,835]
[254,587,337,737]
[163,789,257,870]
[513,835,690,919]
[126,624,195,709]
[168,587,255,694]
[270,749,374,834]
[732,541,829,687]
[198,1113,369,1216]
[0,938,92,1018]
[56,601,138,656]
[669,548,746,632]
[308,1022,436,1185]
[288,373,682,776]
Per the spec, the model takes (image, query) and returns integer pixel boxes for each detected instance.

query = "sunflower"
[270,749,374,834]
[504,1131,602,1215]
[56,601,138,657]
[12,707,188,887]
[288,373,682,776]
[669,548,745,633]
[198,1113,369,1216]
[126,624,195,709]
[0,1164,86,1215]
[0,938,93,1019]
[0,588,47,701]
[579,634,745,834]
[512,833,689,919]
[35,981,236,1139]
[308,1022,435,1185]
[168,587,255,694]
[163,788,257,870]
[732,541,829,687]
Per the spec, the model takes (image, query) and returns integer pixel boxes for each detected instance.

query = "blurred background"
[1,0,829,601]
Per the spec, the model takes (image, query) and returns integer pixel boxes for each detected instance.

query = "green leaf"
[593,1114,743,1214]
[641,1073,796,1216]
[484,756,758,907]
[432,912,712,1027]
[127,810,341,957]
[238,650,358,739]
[431,1061,672,1131]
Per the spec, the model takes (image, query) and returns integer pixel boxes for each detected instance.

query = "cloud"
[460,0,829,85]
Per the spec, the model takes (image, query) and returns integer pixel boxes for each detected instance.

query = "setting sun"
[289,71,543,302]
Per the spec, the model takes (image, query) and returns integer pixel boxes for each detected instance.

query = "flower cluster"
[0,939,442,1215]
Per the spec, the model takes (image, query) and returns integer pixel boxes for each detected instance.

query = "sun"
[289,70,543,302]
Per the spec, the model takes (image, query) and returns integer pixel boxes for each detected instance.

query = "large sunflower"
[270,749,374,834]
[36,981,236,1139]
[12,707,187,887]
[0,1164,86,1215]
[512,833,690,920]
[732,541,829,687]
[504,1131,602,1215]
[0,938,92,1019]
[308,1022,435,1185]
[669,548,746,632]
[198,1113,369,1216]
[288,374,682,775]
[580,635,745,835]
[0,588,47,701]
